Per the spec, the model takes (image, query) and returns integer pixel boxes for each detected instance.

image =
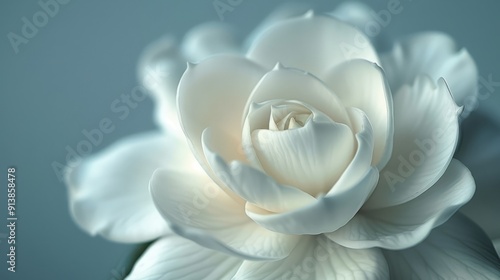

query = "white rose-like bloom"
[65,4,500,279]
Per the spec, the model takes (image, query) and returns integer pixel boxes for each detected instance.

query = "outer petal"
[126,233,243,280]
[365,76,460,209]
[383,214,500,279]
[327,159,475,250]
[323,59,393,168]
[381,32,478,115]
[64,132,178,243]
[241,108,376,235]
[177,55,266,169]
[181,22,240,62]
[458,111,500,240]
[328,1,389,49]
[233,235,389,280]
[247,14,379,77]
[244,3,311,49]
[150,167,300,260]
[138,36,185,135]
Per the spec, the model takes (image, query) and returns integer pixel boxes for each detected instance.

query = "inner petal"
[270,103,312,131]
[248,101,356,196]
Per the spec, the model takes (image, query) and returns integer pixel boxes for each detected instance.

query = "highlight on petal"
[365,76,460,209]
[247,14,379,77]
[383,214,500,279]
[323,59,393,168]
[381,32,478,115]
[177,55,266,170]
[327,159,475,250]
[64,132,179,243]
[233,235,389,279]
[126,233,243,280]
[150,167,300,260]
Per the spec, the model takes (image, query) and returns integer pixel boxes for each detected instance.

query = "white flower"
[65,3,500,279]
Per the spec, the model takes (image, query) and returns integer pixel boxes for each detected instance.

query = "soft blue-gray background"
[1,0,499,279]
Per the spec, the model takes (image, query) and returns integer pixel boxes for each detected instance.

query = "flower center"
[268,102,312,131]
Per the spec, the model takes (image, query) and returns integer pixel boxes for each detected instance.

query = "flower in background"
[65,3,500,279]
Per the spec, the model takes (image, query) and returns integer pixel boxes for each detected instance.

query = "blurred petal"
[126,233,242,280]
[323,59,393,168]
[383,214,500,279]
[65,132,184,243]
[233,235,389,280]
[381,32,478,115]
[137,36,185,135]
[181,22,240,62]
[247,14,379,77]
[327,159,475,250]
[495,239,500,257]
[328,1,393,51]
[458,111,500,239]
[150,167,300,260]
[244,2,311,49]
[365,76,460,209]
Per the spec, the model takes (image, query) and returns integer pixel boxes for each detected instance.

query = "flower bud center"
[269,103,312,131]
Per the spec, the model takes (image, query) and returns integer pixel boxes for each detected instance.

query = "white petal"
[247,15,379,77]
[137,36,185,135]
[327,159,475,250]
[381,32,478,115]
[365,76,460,209]
[64,132,179,243]
[177,55,266,170]
[383,214,500,279]
[323,59,393,168]
[246,167,378,235]
[150,167,300,260]
[250,107,355,196]
[246,65,351,126]
[126,234,242,280]
[458,112,500,239]
[233,235,389,280]
[203,127,316,213]
[181,22,240,62]
[242,109,376,235]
